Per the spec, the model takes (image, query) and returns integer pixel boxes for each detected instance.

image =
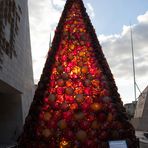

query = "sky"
[28,0,148,104]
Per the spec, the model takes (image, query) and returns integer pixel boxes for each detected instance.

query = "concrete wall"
[0,0,34,122]
[0,93,22,144]
[0,0,34,144]
[132,86,148,131]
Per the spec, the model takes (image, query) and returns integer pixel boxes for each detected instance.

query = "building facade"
[0,0,34,145]
[132,86,148,131]
[124,101,137,120]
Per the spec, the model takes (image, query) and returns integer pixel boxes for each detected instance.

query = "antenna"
[130,24,137,101]
[49,33,52,48]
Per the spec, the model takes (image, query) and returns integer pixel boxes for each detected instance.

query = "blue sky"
[86,0,148,35]
[28,0,148,104]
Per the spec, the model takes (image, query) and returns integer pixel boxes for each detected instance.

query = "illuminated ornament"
[92,120,100,129]
[42,129,52,138]
[54,111,62,121]
[80,28,84,32]
[57,95,64,103]
[58,120,67,129]
[57,79,65,87]
[84,87,91,95]
[57,87,64,95]
[75,87,83,94]
[68,54,74,60]
[76,130,87,142]
[65,87,74,95]
[62,55,67,61]
[92,79,100,87]
[72,66,81,74]
[77,61,83,67]
[63,111,73,121]
[91,103,102,111]
[74,21,77,24]
[70,44,75,50]
[88,47,93,51]
[61,40,66,45]
[76,94,84,103]
[48,94,56,102]
[66,80,72,87]
[74,112,84,120]
[80,40,85,45]
[79,51,85,57]
[65,66,71,73]
[43,112,52,121]
[82,102,90,111]
[81,66,88,74]
[60,139,70,148]
[70,103,78,110]
[65,95,74,103]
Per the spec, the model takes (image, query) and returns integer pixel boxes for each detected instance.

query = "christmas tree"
[18,0,139,147]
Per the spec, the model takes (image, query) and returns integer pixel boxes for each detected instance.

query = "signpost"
[109,140,128,148]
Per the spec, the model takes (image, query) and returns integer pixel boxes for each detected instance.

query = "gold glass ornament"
[43,112,52,121]
[60,140,70,148]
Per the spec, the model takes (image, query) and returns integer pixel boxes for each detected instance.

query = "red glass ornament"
[57,87,64,95]
[70,103,78,110]
[62,55,67,61]
[80,120,90,130]
[50,80,55,87]
[57,79,65,87]
[56,95,64,103]
[84,87,91,95]
[82,102,90,111]
[65,95,74,103]
[98,112,107,122]
[64,130,74,140]
[99,131,109,141]
[84,139,96,148]
[63,111,73,121]
[87,114,95,122]
[49,120,57,129]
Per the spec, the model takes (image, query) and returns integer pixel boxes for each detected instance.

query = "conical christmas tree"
[18,0,139,147]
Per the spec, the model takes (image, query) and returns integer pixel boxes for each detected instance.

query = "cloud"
[28,0,65,81]
[99,11,148,79]
[99,11,148,103]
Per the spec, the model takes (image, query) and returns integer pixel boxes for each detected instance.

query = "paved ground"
[140,142,148,148]
[136,131,148,148]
